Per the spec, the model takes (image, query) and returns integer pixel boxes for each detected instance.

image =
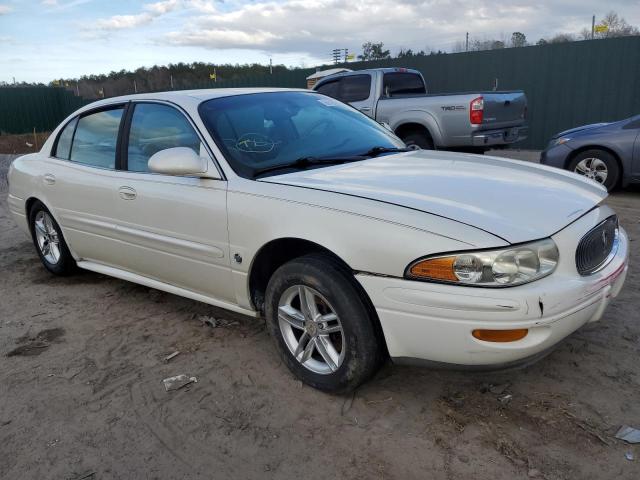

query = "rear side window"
[316,80,340,99]
[70,108,124,169]
[54,117,78,159]
[383,72,426,97]
[339,75,371,102]
[126,103,201,172]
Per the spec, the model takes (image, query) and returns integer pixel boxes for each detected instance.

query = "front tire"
[265,253,383,393]
[29,201,76,275]
[568,149,620,192]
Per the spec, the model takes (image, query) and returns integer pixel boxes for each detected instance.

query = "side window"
[53,117,78,159]
[339,75,371,102]
[316,80,340,99]
[127,103,201,172]
[70,108,124,169]
[382,73,426,97]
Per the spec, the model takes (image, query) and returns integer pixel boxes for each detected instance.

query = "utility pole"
[76,82,79,96]
[332,48,341,64]
[591,15,595,39]
[269,57,273,74]
[344,48,349,62]
[133,80,137,93]
[465,32,469,52]
[170,74,174,89]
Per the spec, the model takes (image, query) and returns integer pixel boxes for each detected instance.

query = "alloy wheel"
[34,211,61,264]
[574,157,608,185]
[277,285,345,375]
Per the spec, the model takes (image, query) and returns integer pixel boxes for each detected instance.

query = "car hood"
[261,151,607,244]
[553,122,610,139]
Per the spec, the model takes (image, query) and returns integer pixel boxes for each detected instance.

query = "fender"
[389,110,444,147]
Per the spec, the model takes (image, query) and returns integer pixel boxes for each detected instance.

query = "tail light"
[470,96,484,125]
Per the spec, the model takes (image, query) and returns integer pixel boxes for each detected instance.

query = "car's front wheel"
[568,149,620,192]
[29,201,76,275]
[265,253,383,393]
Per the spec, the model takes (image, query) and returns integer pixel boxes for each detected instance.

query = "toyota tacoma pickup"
[313,68,528,152]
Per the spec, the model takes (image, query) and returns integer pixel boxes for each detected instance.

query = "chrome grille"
[575,216,618,275]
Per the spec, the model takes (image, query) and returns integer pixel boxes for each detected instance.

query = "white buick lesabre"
[8,89,629,392]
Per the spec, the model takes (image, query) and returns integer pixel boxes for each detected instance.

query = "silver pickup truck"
[313,68,528,152]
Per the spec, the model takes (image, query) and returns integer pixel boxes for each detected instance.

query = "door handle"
[43,173,56,185]
[359,107,372,112]
[118,186,137,200]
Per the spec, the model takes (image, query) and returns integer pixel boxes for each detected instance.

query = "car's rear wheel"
[400,131,434,150]
[568,149,620,192]
[265,253,383,393]
[29,201,76,275]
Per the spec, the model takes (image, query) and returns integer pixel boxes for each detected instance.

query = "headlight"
[551,137,571,147]
[406,238,559,287]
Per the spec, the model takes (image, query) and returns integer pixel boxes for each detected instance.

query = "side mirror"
[148,147,213,177]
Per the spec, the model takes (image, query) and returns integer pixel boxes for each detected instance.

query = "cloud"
[0,4,13,14]
[42,0,95,10]
[160,0,639,58]
[94,0,180,30]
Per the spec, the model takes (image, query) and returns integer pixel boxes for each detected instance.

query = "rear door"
[382,71,427,97]
[111,101,235,302]
[42,105,127,267]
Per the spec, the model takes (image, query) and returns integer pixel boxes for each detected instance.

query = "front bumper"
[540,143,572,168]
[356,207,629,367]
[472,126,528,147]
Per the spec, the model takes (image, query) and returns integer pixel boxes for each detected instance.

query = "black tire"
[265,253,384,393]
[400,130,434,150]
[568,149,620,192]
[28,200,77,276]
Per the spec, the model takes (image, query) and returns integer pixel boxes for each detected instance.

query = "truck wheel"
[401,131,434,150]
[568,149,620,192]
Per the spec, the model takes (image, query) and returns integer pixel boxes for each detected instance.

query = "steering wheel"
[300,118,333,137]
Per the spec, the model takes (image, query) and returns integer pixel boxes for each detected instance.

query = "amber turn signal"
[409,256,458,282]
[472,329,528,342]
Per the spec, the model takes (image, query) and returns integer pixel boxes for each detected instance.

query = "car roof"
[82,87,312,110]
[313,67,421,87]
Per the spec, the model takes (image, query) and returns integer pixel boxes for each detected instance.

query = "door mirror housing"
[148,147,219,178]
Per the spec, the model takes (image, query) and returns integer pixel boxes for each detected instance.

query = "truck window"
[383,72,426,97]
[316,79,340,99]
[339,75,371,102]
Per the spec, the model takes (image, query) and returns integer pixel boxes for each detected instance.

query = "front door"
[111,102,234,302]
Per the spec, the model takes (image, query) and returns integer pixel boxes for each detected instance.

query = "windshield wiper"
[361,146,413,157]
[253,147,412,178]
[253,155,367,177]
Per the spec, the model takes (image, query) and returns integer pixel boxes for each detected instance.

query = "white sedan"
[7,89,629,392]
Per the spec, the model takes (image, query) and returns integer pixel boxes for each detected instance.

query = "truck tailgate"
[481,92,526,129]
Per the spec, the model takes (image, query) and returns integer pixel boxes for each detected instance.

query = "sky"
[0,0,639,83]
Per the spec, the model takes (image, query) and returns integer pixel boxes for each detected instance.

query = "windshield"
[198,91,404,178]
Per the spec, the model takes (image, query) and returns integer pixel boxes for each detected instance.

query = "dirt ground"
[0,132,51,155]
[1,153,639,480]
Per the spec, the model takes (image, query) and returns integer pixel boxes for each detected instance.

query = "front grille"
[575,215,619,275]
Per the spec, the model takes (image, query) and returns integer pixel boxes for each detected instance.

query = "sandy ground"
[0,133,51,155]
[1,152,639,480]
